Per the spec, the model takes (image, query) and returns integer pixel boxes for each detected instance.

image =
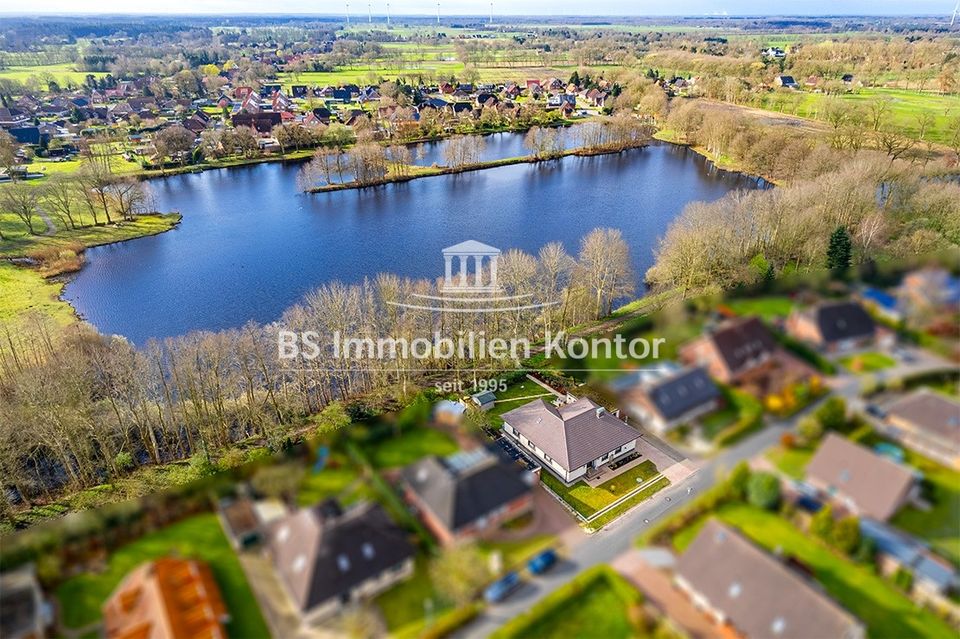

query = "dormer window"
[728,582,742,598]
[362,543,375,560]
[772,617,786,635]
[337,554,351,572]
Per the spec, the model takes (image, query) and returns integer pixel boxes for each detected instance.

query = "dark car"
[527,548,557,575]
[484,571,522,603]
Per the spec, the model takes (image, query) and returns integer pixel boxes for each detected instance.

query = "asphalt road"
[455,421,789,638]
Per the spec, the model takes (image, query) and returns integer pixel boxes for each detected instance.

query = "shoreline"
[306,142,651,193]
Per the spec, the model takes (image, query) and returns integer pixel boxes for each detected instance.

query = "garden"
[54,513,269,639]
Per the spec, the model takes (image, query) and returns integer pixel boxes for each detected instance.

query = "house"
[402,447,534,546]
[805,433,917,521]
[762,46,787,59]
[291,85,308,98]
[883,390,960,469]
[470,390,496,411]
[231,112,282,134]
[218,496,262,549]
[786,301,878,352]
[612,365,721,435]
[267,500,414,624]
[501,396,640,483]
[676,520,864,639]
[102,557,229,639]
[899,267,960,317]
[859,518,957,601]
[859,287,904,323]
[774,75,798,88]
[679,317,811,396]
[0,564,50,639]
[433,399,466,426]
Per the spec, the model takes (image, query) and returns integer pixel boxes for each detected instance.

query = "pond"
[63,141,764,344]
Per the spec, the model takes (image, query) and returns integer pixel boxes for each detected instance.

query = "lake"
[63,140,763,344]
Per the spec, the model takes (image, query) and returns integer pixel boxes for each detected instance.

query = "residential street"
[454,421,789,638]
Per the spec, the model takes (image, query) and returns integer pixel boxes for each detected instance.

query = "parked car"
[484,571,522,603]
[527,548,557,575]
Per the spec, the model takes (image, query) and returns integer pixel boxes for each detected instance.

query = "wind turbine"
[368,1,372,22]
[346,1,351,24]
[386,2,391,26]
[489,2,493,26]
[437,1,441,25]
[952,0,959,26]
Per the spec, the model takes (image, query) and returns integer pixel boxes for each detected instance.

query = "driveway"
[611,549,723,639]
[453,422,788,638]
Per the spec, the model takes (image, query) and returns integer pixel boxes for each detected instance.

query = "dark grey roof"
[267,501,414,613]
[501,397,640,472]
[812,302,876,343]
[708,317,778,375]
[677,520,863,639]
[647,367,720,420]
[401,447,531,533]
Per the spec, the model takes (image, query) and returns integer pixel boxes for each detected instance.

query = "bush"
[747,472,781,510]
[797,415,824,445]
[780,432,797,449]
[114,451,135,473]
[831,516,861,554]
[815,396,847,432]
[810,504,834,540]
[892,567,914,592]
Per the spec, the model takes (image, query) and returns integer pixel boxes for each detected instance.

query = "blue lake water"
[63,140,763,344]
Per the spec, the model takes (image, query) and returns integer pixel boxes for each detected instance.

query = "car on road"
[484,571,522,603]
[527,548,557,575]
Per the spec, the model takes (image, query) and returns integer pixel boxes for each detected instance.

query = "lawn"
[0,63,106,86]
[362,425,459,469]
[765,444,814,480]
[724,295,795,320]
[491,566,644,639]
[0,262,74,327]
[375,555,455,638]
[699,386,764,443]
[478,534,557,571]
[540,460,660,519]
[677,503,956,639]
[487,379,556,420]
[54,513,269,639]
[296,451,372,507]
[891,450,960,567]
[839,351,896,373]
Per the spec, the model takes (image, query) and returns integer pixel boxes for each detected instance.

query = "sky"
[0,0,953,16]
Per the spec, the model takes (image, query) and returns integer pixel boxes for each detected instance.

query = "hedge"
[420,602,484,639]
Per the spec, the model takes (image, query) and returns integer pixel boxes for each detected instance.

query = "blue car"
[527,548,558,575]
[484,571,522,603]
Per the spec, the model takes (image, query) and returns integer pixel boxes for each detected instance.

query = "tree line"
[0,228,635,525]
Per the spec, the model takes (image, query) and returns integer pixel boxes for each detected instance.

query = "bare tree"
[0,181,42,235]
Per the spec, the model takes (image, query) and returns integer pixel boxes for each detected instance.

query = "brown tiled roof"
[677,520,863,639]
[805,433,915,521]
[708,317,778,375]
[103,557,228,639]
[885,389,960,448]
[501,397,639,472]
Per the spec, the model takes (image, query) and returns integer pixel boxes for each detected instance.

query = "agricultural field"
[0,62,105,86]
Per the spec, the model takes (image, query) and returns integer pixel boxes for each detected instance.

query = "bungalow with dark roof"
[401,447,534,546]
[805,433,917,521]
[786,301,879,352]
[612,365,721,435]
[501,396,640,483]
[676,520,864,639]
[267,500,414,624]
[883,389,960,469]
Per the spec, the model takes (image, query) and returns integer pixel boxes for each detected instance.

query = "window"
[362,543,375,560]
[337,554,351,573]
[292,554,306,573]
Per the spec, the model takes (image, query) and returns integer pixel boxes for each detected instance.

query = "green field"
[891,449,960,567]
[55,513,269,638]
[675,504,956,639]
[759,87,960,144]
[0,63,106,86]
[361,425,459,469]
[0,262,74,327]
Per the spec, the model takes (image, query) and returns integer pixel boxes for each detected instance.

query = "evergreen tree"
[826,226,852,275]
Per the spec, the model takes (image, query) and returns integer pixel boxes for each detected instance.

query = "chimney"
[595,407,605,418]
